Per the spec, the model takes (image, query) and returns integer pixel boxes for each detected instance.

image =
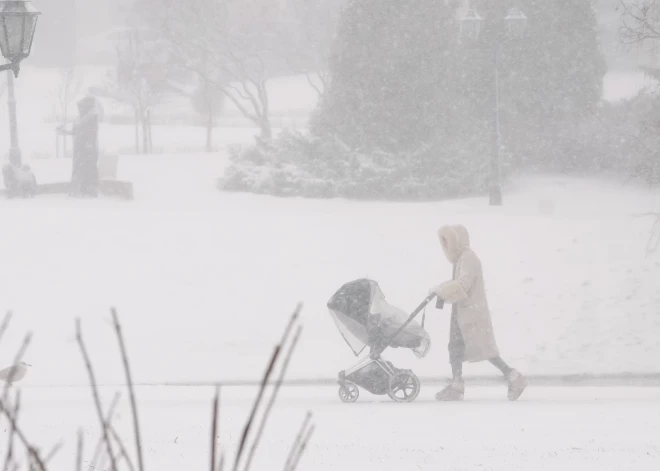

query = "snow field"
[11,385,660,471]
[1,155,659,390]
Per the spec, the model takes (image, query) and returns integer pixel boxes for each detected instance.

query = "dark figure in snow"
[429,224,527,401]
[57,96,100,197]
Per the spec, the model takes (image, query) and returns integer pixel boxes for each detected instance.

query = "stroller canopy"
[327,279,431,358]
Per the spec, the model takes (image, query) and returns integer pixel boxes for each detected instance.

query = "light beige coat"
[431,225,500,362]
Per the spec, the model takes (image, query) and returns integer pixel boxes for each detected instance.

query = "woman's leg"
[489,356,513,376]
[448,310,465,380]
[489,356,528,401]
[437,310,465,401]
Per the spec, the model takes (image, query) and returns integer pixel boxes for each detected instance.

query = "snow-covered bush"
[218,130,504,200]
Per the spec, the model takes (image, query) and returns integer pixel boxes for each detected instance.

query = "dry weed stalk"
[243,325,303,471]
[0,303,315,471]
[288,423,315,471]
[76,430,84,471]
[110,308,144,471]
[0,315,47,471]
[76,319,119,471]
[2,390,20,471]
[210,386,220,471]
[283,412,313,471]
[233,304,302,471]
[89,392,121,469]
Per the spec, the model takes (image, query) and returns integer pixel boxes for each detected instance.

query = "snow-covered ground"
[13,385,660,471]
[1,154,659,389]
[2,144,660,471]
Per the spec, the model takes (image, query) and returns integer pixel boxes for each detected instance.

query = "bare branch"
[111,308,145,471]
[243,325,303,471]
[0,398,47,471]
[0,311,12,345]
[288,423,315,471]
[76,319,119,471]
[90,392,122,469]
[2,390,20,471]
[283,412,312,471]
[76,429,84,471]
[109,425,137,471]
[44,440,64,464]
[210,386,220,471]
[232,346,281,471]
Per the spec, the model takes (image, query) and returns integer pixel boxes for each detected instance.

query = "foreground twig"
[76,429,84,471]
[283,412,312,471]
[0,399,47,471]
[232,346,280,471]
[288,423,315,471]
[2,390,20,471]
[111,308,145,471]
[0,311,12,345]
[90,393,121,468]
[233,304,302,471]
[110,425,137,471]
[76,319,119,471]
[243,325,303,471]
[44,440,64,464]
[210,386,220,471]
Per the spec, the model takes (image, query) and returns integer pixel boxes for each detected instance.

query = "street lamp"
[0,1,40,168]
[460,6,527,206]
[0,0,40,77]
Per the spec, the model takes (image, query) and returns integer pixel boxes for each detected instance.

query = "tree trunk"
[135,109,140,154]
[147,109,153,153]
[259,117,272,141]
[205,108,213,152]
[142,112,149,154]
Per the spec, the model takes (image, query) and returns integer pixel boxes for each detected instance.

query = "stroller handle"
[381,293,440,350]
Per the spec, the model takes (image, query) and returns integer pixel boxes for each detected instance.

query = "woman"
[429,224,527,401]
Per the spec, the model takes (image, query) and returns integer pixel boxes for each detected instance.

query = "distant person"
[57,95,101,197]
[429,224,527,401]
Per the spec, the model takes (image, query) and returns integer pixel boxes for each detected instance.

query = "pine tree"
[477,0,608,168]
[311,0,460,153]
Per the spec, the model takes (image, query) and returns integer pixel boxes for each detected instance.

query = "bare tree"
[191,72,225,152]
[618,1,660,253]
[284,0,345,97]
[619,0,660,46]
[91,26,181,154]
[137,0,277,141]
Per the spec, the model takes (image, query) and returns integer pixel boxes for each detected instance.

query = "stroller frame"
[337,293,442,403]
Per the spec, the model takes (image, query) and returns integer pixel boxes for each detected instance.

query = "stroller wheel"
[338,382,359,403]
[388,371,421,403]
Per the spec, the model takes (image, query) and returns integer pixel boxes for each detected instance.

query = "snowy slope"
[1,154,659,388]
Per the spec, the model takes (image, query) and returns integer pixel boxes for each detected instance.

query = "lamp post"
[0,0,40,167]
[460,6,527,206]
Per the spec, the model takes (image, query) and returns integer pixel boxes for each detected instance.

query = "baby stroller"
[327,279,443,403]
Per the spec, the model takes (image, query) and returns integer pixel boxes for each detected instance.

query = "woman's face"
[440,235,451,261]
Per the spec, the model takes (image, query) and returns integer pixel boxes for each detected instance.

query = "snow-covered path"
[11,385,660,471]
